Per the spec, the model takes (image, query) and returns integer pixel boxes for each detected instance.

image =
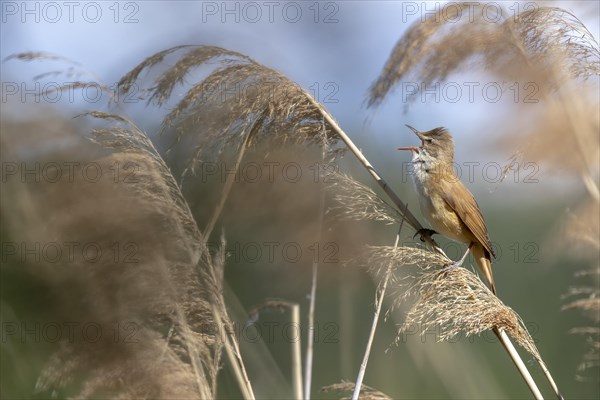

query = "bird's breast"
[410,162,472,244]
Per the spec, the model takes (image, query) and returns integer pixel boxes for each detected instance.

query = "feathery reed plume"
[500,101,599,176]
[116,45,447,256]
[4,52,118,106]
[397,259,541,360]
[115,45,348,272]
[1,111,246,399]
[367,5,599,107]
[498,87,599,199]
[3,51,83,65]
[396,247,564,399]
[555,199,600,379]
[361,245,450,304]
[552,199,600,259]
[117,45,342,171]
[353,245,546,399]
[322,381,393,400]
[363,246,449,276]
[327,172,405,225]
[89,112,255,398]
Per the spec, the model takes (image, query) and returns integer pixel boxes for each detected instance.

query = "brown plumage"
[399,125,496,294]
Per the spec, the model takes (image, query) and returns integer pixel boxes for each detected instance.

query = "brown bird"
[398,125,497,294]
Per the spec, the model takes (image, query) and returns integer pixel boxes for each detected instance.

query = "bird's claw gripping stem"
[413,228,437,243]
[443,259,464,270]
[442,244,472,270]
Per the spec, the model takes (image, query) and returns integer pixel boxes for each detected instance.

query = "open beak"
[405,124,426,141]
[398,124,424,152]
[397,146,418,152]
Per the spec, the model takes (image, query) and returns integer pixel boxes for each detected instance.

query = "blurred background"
[2,1,599,399]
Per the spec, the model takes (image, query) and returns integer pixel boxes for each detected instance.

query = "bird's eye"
[426,139,434,144]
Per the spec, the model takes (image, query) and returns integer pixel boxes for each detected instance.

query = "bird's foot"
[442,259,464,271]
[442,245,471,270]
[413,228,437,243]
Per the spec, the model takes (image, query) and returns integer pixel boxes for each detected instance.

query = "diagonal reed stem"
[352,222,404,400]
[202,130,252,240]
[198,130,256,400]
[493,328,544,400]
[213,304,256,400]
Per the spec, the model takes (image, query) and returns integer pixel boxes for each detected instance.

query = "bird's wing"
[440,178,495,258]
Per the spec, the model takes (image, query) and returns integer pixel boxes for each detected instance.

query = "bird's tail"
[472,243,496,295]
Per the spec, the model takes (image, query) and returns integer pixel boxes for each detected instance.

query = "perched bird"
[398,125,497,294]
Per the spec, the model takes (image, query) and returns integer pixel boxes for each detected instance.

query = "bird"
[398,125,497,294]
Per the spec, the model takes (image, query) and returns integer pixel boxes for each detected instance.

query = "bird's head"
[398,125,455,165]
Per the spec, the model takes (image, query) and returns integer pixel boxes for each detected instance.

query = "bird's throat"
[411,158,457,186]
